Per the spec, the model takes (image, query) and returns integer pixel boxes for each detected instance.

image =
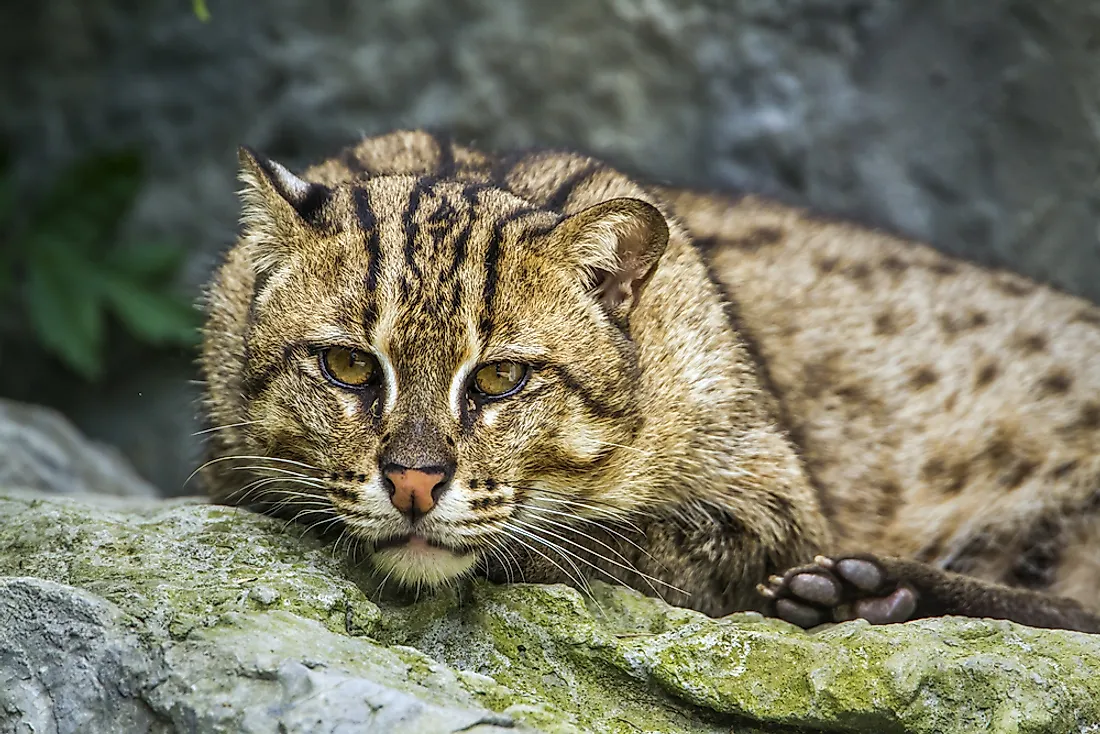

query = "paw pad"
[759,554,918,628]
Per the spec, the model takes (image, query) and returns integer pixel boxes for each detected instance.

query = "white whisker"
[515,486,658,522]
[231,465,327,486]
[376,562,398,597]
[523,503,655,564]
[185,454,326,488]
[228,475,325,502]
[519,493,651,530]
[192,420,259,437]
[331,527,351,562]
[502,522,592,597]
[513,516,684,597]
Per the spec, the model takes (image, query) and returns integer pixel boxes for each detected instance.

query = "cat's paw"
[758,554,918,628]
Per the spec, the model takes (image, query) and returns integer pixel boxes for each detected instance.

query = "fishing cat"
[199,130,1100,632]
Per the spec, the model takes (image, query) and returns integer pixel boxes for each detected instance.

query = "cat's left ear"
[555,198,670,318]
[237,147,333,273]
[238,147,332,231]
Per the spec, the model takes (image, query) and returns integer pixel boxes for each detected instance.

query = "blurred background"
[2,0,1098,497]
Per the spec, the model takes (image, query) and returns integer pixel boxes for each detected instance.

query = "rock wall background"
[2,0,1098,494]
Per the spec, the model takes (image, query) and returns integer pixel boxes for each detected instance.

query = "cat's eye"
[471,361,528,399]
[319,347,379,389]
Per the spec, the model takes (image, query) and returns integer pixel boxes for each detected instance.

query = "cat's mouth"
[368,533,479,586]
[374,533,470,554]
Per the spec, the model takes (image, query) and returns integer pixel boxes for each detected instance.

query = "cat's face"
[219,151,668,586]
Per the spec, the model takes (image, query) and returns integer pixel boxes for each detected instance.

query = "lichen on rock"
[1,489,1098,733]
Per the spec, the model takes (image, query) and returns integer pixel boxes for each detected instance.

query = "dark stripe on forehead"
[402,179,429,296]
[545,163,600,212]
[352,187,383,332]
[446,185,481,310]
[479,206,543,339]
[352,188,382,291]
[427,198,456,225]
[425,195,456,273]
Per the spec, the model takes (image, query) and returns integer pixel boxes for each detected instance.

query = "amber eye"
[471,361,528,399]
[319,347,378,388]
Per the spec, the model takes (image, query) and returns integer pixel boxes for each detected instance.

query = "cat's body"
[200,130,1100,631]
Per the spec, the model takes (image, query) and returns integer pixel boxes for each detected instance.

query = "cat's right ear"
[237,147,332,270]
[554,197,670,321]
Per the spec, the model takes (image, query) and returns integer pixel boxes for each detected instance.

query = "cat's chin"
[369,535,479,587]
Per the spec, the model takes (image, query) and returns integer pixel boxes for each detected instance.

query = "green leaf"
[107,241,190,280]
[24,150,144,257]
[193,0,211,22]
[24,252,105,379]
[101,274,200,346]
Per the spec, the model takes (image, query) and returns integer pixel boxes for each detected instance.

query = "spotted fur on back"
[200,130,1100,624]
[663,186,1100,608]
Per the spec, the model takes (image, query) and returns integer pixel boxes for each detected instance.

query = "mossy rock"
[1,489,1098,733]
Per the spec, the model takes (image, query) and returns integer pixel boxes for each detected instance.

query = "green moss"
[2,490,1099,734]
[0,493,383,641]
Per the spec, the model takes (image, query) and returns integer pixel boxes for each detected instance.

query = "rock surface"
[2,489,1098,734]
[0,399,157,498]
[3,0,1099,494]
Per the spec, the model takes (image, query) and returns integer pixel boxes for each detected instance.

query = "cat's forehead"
[357,175,547,230]
[346,178,555,300]
[326,176,564,369]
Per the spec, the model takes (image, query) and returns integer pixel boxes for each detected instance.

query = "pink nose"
[385,467,447,518]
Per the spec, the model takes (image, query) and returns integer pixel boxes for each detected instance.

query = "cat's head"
[202,148,669,587]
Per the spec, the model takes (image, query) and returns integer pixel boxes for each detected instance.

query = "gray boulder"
[1,488,1098,734]
[0,399,157,498]
[0,575,521,734]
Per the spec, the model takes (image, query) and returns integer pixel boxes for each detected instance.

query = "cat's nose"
[382,464,451,520]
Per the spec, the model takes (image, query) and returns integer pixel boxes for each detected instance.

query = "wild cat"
[198,130,1100,632]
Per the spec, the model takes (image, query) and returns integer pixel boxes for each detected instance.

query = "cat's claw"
[760,554,918,628]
